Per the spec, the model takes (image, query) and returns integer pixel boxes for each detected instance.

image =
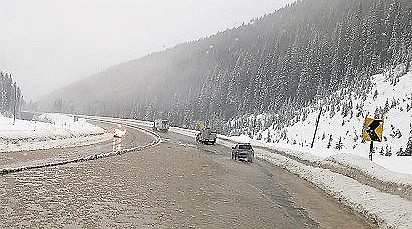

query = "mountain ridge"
[40,0,412,141]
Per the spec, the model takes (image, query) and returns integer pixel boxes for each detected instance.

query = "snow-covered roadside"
[257,148,412,228]
[169,127,198,138]
[166,127,412,228]
[0,113,112,153]
[216,134,412,198]
[269,142,412,186]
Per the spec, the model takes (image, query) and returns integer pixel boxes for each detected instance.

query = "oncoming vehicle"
[153,119,169,132]
[196,128,217,145]
[231,143,254,162]
[113,124,126,138]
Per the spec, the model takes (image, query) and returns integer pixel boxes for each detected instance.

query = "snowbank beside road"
[169,127,198,138]
[263,141,412,176]
[221,133,412,187]
[256,148,412,229]
[0,113,111,152]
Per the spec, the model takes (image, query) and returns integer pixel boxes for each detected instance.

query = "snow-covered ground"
[0,113,112,152]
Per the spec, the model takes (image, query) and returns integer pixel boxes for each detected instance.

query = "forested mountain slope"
[41,0,412,135]
[238,63,412,156]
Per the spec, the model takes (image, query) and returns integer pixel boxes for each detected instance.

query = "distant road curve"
[0,117,160,175]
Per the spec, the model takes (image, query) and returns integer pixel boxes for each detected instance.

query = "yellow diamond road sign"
[198,122,206,131]
[362,118,384,142]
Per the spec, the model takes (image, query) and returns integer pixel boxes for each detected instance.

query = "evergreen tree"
[327,135,333,149]
[405,131,412,156]
[335,137,343,150]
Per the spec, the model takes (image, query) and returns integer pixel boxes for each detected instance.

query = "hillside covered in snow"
[241,64,412,174]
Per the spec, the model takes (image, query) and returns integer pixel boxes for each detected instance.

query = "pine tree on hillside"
[405,132,412,156]
[385,145,392,157]
[327,135,333,148]
[335,137,343,150]
[379,147,384,156]
[397,147,405,156]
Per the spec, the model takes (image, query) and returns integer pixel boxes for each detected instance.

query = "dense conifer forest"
[0,71,23,117]
[42,0,412,135]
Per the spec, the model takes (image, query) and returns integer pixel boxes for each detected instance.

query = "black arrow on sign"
[366,120,382,142]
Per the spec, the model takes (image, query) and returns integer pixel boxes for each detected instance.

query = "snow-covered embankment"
[0,113,112,152]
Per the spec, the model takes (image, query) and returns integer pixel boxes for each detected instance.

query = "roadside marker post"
[311,105,322,148]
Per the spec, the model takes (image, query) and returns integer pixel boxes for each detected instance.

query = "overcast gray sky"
[0,0,295,100]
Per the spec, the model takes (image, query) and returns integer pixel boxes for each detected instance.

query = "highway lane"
[143,126,377,229]
[0,119,377,228]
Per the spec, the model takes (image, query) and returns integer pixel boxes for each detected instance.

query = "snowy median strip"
[0,119,161,175]
[0,133,113,153]
[0,113,112,153]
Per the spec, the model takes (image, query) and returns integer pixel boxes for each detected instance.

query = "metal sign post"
[13,84,17,125]
[311,105,322,148]
[369,141,374,161]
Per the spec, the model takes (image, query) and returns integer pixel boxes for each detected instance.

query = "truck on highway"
[196,128,217,145]
[153,119,169,132]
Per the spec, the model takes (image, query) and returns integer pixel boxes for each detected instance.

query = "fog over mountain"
[40,0,412,139]
[0,0,294,100]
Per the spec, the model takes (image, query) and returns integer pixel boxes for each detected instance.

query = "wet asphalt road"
[147,127,376,229]
[0,119,376,228]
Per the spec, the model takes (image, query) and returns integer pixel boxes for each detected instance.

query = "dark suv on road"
[231,143,254,162]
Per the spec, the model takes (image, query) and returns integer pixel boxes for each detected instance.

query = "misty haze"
[1,0,412,228]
